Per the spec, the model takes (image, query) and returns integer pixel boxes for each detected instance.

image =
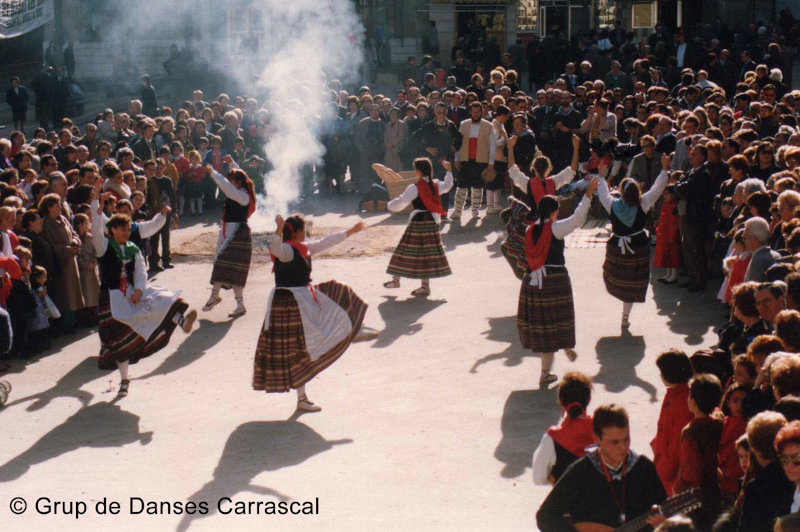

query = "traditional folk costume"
[485,118,509,214]
[203,168,256,318]
[385,170,453,296]
[452,118,494,219]
[501,164,576,280]
[597,170,668,328]
[532,409,594,485]
[517,194,591,384]
[90,200,196,396]
[256,231,367,412]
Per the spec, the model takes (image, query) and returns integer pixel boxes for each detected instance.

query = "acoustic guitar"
[572,488,702,532]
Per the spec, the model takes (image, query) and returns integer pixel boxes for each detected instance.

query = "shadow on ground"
[373,295,446,349]
[471,315,530,373]
[134,318,234,381]
[593,333,658,402]
[494,389,561,478]
[176,420,351,531]
[650,275,724,346]
[0,402,152,482]
[2,356,97,412]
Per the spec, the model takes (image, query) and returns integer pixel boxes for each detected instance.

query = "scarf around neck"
[611,198,638,228]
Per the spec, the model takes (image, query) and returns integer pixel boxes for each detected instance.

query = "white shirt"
[388,171,454,223]
[532,432,557,486]
[508,164,576,194]
[268,232,348,263]
[597,170,669,215]
[792,487,800,513]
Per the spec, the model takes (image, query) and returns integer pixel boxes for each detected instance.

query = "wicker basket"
[372,164,418,214]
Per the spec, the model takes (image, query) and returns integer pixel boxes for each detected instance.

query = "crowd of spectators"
[3,9,800,530]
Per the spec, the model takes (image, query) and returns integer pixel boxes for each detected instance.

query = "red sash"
[525,221,553,271]
[468,137,478,160]
[529,177,555,205]
[547,415,594,458]
[415,179,446,215]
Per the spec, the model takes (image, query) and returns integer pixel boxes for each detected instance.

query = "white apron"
[110,286,181,340]
[263,285,352,361]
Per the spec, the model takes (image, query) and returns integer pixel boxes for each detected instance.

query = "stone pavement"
[0,198,724,531]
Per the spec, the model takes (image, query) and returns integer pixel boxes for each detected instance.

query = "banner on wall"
[0,0,54,39]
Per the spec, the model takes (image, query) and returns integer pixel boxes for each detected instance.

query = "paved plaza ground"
[0,196,723,531]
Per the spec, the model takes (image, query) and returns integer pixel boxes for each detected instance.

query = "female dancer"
[502,134,580,280]
[257,215,368,412]
[91,192,197,397]
[202,156,256,318]
[384,158,452,296]
[597,153,670,328]
[518,177,598,386]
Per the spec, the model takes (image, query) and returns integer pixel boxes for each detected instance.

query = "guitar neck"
[614,513,651,532]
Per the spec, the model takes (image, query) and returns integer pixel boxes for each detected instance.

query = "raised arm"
[508,164,530,191]
[436,167,454,195]
[640,154,672,213]
[307,221,366,255]
[208,165,249,206]
[387,182,419,213]
[552,180,597,239]
[596,178,614,213]
[91,199,109,257]
[137,211,167,239]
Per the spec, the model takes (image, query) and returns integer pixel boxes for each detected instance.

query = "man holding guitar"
[537,404,668,531]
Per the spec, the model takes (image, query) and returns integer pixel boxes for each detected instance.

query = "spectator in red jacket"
[651,349,694,495]
[675,373,724,529]
[719,382,749,504]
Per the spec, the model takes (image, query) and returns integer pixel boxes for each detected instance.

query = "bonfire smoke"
[252,0,364,216]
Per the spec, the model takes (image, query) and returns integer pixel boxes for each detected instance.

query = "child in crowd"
[73,213,99,325]
[27,265,52,354]
[722,229,750,304]
[675,373,724,529]
[718,382,750,505]
[185,150,206,215]
[651,349,695,495]
[654,184,680,284]
[7,245,35,356]
[532,372,594,485]
[732,354,757,388]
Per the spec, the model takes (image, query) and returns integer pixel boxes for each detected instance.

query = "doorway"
[539,6,568,37]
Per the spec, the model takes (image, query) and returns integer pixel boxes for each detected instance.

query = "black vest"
[551,440,581,481]
[609,205,648,248]
[545,236,566,266]
[274,247,312,287]
[411,192,437,222]
[99,245,137,291]
[224,198,249,224]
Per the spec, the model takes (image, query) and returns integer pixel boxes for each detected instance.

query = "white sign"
[0,0,54,39]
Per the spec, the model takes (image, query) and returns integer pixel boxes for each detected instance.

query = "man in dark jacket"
[31,66,53,129]
[51,67,70,128]
[537,404,667,531]
[676,145,716,291]
[133,120,157,162]
[6,77,29,132]
[421,102,459,211]
[140,75,159,117]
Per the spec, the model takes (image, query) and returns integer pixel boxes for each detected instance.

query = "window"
[516,0,538,32]
[631,2,656,29]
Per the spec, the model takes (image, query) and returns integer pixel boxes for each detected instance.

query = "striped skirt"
[500,199,530,281]
[386,215,451,279]
[517,268,575,352]
[210,224,253,289]
[603,242,650,303]
[97,289,188,370]
[253,280,367,393]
